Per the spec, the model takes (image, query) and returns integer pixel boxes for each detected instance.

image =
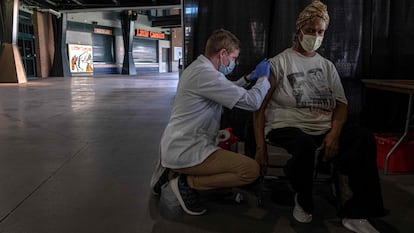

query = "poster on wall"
[174,47,182,61]
[68,44,94,73]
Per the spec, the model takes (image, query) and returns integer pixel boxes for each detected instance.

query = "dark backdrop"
[182,0,414,145]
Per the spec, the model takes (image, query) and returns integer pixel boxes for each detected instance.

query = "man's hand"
[250,59,270,81]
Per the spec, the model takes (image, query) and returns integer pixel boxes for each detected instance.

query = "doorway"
[160,47,170,73]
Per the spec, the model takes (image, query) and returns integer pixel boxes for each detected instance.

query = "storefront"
[66,20,120,76]
[65,17,170,76]
[133,29,170,74]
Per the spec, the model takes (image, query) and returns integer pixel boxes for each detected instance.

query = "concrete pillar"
[0,0,27,83]
[121,10,137,75]
[50,13,71,77]
[33,11,54,78]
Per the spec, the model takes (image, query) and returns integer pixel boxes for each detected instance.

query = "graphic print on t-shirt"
[287,68,335,114]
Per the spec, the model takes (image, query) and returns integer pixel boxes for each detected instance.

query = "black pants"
[266,124,385,218]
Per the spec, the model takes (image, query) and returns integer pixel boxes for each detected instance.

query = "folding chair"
[255,140,335,207]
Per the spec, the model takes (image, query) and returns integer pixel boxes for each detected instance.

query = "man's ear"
[218,48,226,57]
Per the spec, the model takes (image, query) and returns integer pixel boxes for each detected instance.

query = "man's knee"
[240,159,260,184]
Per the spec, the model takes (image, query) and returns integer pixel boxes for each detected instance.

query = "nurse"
[151,29,271,215]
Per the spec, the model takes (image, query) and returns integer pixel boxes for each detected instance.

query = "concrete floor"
[0,73,413,233]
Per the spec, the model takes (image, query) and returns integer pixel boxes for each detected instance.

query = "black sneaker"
[170,175,207,215]
[152,168,170,196]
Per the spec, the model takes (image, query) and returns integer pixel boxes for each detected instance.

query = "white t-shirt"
[266,48,348,135]
[161,55,270,169]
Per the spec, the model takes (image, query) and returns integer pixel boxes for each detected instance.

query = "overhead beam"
[72,0,83,6]
[44,0,57,6]
[151,15,181,28]
[58,4,181,13]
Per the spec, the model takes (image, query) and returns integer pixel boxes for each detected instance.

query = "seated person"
[150,29,271,216]
[253,1,385,232]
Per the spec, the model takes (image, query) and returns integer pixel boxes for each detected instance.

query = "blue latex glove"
[250,59,270,81]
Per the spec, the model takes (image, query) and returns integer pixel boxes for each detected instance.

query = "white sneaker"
[342,218,380,233]
[293,193,312,223]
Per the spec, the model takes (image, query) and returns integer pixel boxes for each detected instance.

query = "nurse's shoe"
[342,218,380,233]
[170,175,207,216]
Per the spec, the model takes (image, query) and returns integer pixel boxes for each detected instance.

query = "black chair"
[255,140,335,207]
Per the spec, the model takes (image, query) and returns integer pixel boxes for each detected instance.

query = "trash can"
[375,133,414,173]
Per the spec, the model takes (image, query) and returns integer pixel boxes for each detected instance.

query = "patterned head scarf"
[295,1,330,31]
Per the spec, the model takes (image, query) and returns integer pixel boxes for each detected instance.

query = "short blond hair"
[205,29,240,57]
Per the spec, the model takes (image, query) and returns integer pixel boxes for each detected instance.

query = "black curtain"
[183,0,368,80]
[184,0,273,80]
[368,0,414,79]
[182,0,414,136]
[362,0,414,132]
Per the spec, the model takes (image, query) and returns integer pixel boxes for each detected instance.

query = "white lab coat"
[160,55,270,169]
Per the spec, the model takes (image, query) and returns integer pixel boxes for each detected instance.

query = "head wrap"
[295,1,330,31]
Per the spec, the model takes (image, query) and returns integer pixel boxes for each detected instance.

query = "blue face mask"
[219,56,236,75]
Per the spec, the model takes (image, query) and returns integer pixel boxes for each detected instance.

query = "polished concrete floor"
[1,73,413,233]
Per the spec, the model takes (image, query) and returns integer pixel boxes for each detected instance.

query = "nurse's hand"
[250,59,270,81]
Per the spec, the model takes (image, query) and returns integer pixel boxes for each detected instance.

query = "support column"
[0,0,27,83]
[33,11,54,78]
[121,10,137,75]
[50,12,71,77]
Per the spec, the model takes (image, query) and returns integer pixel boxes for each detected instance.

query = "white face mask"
[299,30,324,52]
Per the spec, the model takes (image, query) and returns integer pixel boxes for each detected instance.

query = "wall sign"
[136,29,149,37]
[136,29,165,39]
[149,31,165,39]
[94,28,113,35]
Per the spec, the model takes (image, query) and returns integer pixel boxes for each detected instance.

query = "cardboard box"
[375,133,414,173]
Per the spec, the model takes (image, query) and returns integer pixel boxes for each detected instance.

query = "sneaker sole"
[342,219,379,233]
[293,194,312,223]
[170,178,206,216]
[293,209,312,223]
[342,221,358,233]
